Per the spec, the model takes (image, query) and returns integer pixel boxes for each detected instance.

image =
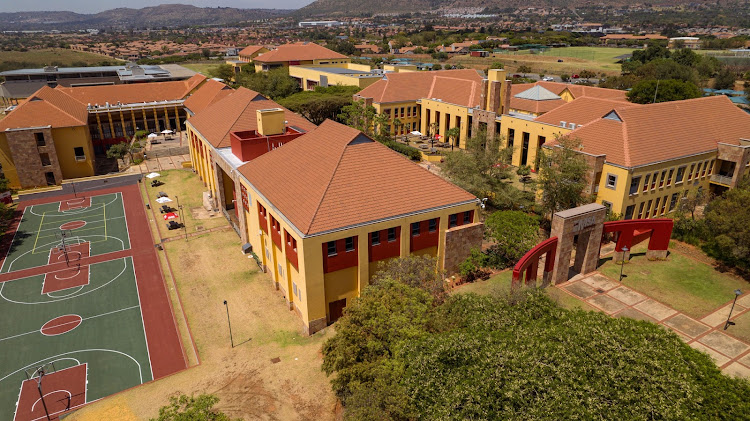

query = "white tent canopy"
[161,129,174,134]
[145,172,160,179]
[155,197,173,203]
[147,133,158,138]
[410,131,423,136]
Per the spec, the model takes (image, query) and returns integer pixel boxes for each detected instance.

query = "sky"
[0,0,312,13]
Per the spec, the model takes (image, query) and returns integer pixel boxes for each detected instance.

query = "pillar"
[95,112,104,140]
[153,108,160,132]
[106,112,116,139]
[357,235,369,295]
[142,109,149,132]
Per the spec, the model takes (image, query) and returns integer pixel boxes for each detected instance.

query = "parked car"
[542,76,554,81]
[557,59,564,62]
[512,74,522,78]
[572,74,580,79]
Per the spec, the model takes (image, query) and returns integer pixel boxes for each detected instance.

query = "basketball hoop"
[25,363,57,421]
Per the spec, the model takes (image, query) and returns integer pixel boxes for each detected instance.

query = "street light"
[724,289,743,330]
[618,245,629,282]
[223,300,234,348]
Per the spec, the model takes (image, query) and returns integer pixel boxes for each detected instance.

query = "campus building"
[0,74,209,189]
[288,63,383,91]
[187,91,482,334]
[251,42,350,72]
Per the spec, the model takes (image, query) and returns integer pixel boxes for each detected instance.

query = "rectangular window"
[666,169,674,186]
[642,174,650,192]
[653,197,661,216]
[624,205,635,220]
[701,161,708,177]
[449,214,458,228]
[428,218,437,232]
[659,170,666,187]
[637,202,645,219]
[707,160,714,175]
[660,195,668,214]
[73,146,85,161]
[606,174,617,190]
[629,176,641,195]
[327,241,337,256]
[35,132,45,146]
[676,166,685,183]
[669,193,679,211]
[695,162,703,179]
[651,172,657,190]
[645,200,653,218]
[345,237,354,252]
[371,231,380,246]
[507,128,515,149]
[411,222,420,236]
[387,227,396,242]
[687,164,695,181]
[384,108,391,117]
[39,153,51,166]
[463,211,472,224]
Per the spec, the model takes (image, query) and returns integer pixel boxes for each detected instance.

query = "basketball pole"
[35,368,52,421]
[59,230,70,267]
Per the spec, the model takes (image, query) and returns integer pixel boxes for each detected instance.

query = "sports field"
[0,181,185,421]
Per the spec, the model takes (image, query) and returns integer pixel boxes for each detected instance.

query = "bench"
[166,221,183,230]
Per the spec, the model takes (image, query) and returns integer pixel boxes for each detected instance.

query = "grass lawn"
[181,61,220,76]
[455,270,597,312]
[68,210,337,420]
[539,47,634,66]
[0,48,120,69]
[142,169,227,239]
[598,244,748,319]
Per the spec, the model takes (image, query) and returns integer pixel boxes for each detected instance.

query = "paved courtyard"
[557,272,750,379]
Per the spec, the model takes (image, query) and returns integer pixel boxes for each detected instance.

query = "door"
[328,298,346,323]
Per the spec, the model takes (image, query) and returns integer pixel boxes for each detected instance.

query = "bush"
[381,140,422,161]
[458,248,491,283]
[484,210,540,268]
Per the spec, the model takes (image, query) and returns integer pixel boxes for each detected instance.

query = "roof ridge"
[620,118,631,167]
[42,88,88,124]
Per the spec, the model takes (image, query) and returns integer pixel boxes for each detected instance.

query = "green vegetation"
[208,63,235,81]
[236,67,299,100]
[180,62,220,76]
[371,255,447,303]
[483,210,540,268]
[151,394,237,421]
[323,279,750,420]
[278,85,359,125]
[537,136,590,218]
[627,79,702,104]
[0,48,119,72]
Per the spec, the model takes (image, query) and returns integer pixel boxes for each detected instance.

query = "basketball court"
[0,179,186,420]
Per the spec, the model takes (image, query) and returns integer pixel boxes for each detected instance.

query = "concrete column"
[106,112,116,139]
[141,109,149,132]
[119,110,126,137]
[357,235,369,295]
[436,215,449,271]
[174,106,182,134]
[153,108,161,132]
[164,108,171,130]
[400,222,410,257]
[95,113,104,140]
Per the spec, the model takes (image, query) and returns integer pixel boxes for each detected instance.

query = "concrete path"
[556,272,750,379]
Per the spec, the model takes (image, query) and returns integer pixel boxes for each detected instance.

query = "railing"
[710,174,733,186]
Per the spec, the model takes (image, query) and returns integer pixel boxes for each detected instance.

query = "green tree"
[490,61,504,69]
[703,178,750,270]
[209,64,235,82]
[484,210,539,267]
[201,48,211,58]
[151,394,237,421]
[627,79,702,104]
[236,68,299,99]
[679,186,708,220]
[371,255,447,303]
[106,142,132,160]
[713,67,736,90]
[579,69,596,81]
[278,86,359,125]
[537,136,590,217]
[517,65,532,76]
[339,98,376,134]
[445,126,460,147]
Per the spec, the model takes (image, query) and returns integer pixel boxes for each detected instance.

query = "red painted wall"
[230,129,303,162]
[410,218,440,252]
[368,227,401,263]
[322,236,359,273]
[270,215,282,249]
[284,229,299,270]
[257,203,268,234]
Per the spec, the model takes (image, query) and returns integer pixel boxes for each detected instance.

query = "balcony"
[710,174,733,186]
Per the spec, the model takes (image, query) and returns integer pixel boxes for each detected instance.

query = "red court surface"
[40,315,83,336]
[58,197,91,212]
[42,242,91,294]
[14,364,87,421]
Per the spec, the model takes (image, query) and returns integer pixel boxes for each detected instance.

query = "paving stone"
[698,331,750,358]
[689,341,731,367]
[608,286,647,306]
[562,281,597,299]
[701,303,747,328]
[581,274,620,292]
[663,314,710,338]
[723,362,750,379]
[588,294,628,314]
[615,307,657,323]
[633,299,678,321]
[737,294,750,308]
[738,352,750,367]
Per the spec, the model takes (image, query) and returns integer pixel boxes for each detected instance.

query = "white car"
[542,76,554,81]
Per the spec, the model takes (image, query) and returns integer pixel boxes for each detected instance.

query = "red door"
[328,299,347,323]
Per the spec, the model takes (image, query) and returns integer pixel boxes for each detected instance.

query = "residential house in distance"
[354,43,382,54]
[238,45,270,63]
[437,40,481,54]
[187,93,481,333]
[669,37,702,49]
[599,33,668,45]
[252,42,350,72]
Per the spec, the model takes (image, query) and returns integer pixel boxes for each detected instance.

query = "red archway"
[512,237,558,287]
[602,218,674,260]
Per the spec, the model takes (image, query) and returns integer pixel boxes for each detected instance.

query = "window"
[651,172,657,190]
[387,227,396,242]
[602,201,613,212]
[624,205,635,220]
[708,160,714,175]
[642,174,650,192]
[695,162,703,179]
[676,166,685,183]
[507,128,515,149]
[428,218,437,232]
[637,202,645,219]
[39,153,51,166]
[687,164,695,181]
[345,237,354,252]
[411,222,420,236]
[463,211,472,224]
[659,170,666,187]
[629,176,641,196]
[327,241,337,256]
[669,193,679,211]
[660,195,668,214]
[449,214,458,228]
[645,200,653,218]
[74,146,85,161]
[666,169,674,186]
[701,161,708,177]
[35,132,45,146]
[605,173,617,190]
[653,198,661,216]
[384,108,391,117]
[371,231,380,246]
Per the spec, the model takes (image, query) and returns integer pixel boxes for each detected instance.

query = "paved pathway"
[557,272,750,379]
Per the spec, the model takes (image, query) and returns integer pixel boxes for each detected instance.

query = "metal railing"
[710,174,733,186]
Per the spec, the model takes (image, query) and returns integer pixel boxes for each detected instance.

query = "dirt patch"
[191,206,221,220]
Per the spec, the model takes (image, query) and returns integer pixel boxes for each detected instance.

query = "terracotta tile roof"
[238,120,477,235]
[356,69,484,106]
[239,45,267,56]
[535,97,640,127]
[509,81,626,114]
[253,42,347,63]
[55,74,206,106]
[184,79,233,115]
[0,86,87,130]
[550,95,750,167]
[188,87,316,149]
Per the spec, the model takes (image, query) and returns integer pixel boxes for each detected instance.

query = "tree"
[484,210,539,267]
[579,69,596,81]
[209,64,235,82]
[560,73,570,82]
[537,136,590,217]
[626,79,701,104]
[201,48,211,58]
[339,98,376,134]
[490,61,504,69]
[106,142,131,160]
[441,129,522,209]
[236,68,299,99]
[713,67,736,90]
[445,126,460,147]
[392,118,402,139]
[703,178,750,270]
[679,186,708,220]
[371,255,447,303]
[278,85,359,125]
[517,65,532,76]
[151,394,237,421]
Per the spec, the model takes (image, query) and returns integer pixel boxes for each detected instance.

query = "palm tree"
[445,127,461,148]
[392,118,402,141]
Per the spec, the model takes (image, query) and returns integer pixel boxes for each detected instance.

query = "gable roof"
[514,85,561,101]
[535,97,640,127]
[0,86,88,131]
[183,79,233,115]
[356,69,484,106]
[551,95,750,167]
[187,87,316,149]
[56,74,206,106]
[238,120,476,236]
[239,45,267,57]
[509,81,627,114]
[253,42,347,63]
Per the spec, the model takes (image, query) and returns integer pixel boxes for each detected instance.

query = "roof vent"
[560,121,566,127]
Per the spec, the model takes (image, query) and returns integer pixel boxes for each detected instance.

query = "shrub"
[381,140,422,161]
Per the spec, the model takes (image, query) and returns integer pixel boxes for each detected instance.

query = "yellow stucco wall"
[289,65,381,91]
[0,132,19,188]
[420,100,472,147]
[54,126,95,180]
[374,101,421,135]
[501,117,570,168]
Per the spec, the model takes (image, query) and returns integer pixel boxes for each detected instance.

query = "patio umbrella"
[147,133,158,139]
[163,212,178,220]
[155,197,173,204]
[410,131,423,136]
[161,129,173,134]
[145,172,160,179]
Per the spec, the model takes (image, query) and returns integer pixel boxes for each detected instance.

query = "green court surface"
[1,193,130,274]
[0,256,152,419]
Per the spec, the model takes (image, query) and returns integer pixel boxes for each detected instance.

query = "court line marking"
[39,314,83,338]
[13,363,89,421]
[1,349,143,385]
[0,207,28,273]
[131,257,154,381]
[26,194,119,218]
[0,257,128,305]
[30,212,45,256]
[3,235,126,273]
[35,216,125,236]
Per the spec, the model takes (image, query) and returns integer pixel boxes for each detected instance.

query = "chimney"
[256,108,286,136]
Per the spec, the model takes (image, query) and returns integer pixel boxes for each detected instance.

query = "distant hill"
[0,4,292,30]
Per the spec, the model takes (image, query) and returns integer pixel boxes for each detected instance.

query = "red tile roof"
[184,79,233,115]
[238,45,267,57]
[238,120,477,235]
[535,97,640,127]
[253,42,347,63]
[0,86,87,130]
[56,74,206,106]
[187,87,316,149]
[550,95,750,167]
[356,69,484,106]
[509,81,627,114]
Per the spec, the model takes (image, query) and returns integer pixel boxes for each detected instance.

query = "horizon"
[0,0,312,13]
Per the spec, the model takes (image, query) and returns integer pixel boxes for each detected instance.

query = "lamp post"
[724,289,743,330]
[223,300,234,348]
[618,245,629,282]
